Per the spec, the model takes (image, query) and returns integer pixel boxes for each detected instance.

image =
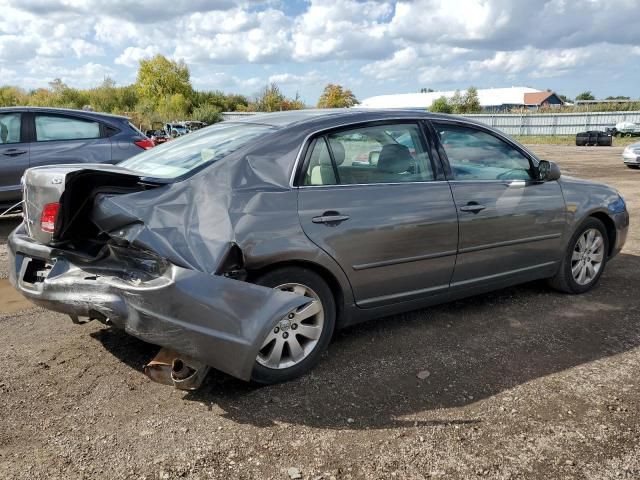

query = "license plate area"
[22,257,54,285]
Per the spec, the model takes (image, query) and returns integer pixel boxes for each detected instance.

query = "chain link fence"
[221,111,640,136]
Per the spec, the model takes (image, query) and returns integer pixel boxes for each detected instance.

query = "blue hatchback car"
[0,107,153,212]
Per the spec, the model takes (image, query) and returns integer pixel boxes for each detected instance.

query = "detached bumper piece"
[8,229,310,384]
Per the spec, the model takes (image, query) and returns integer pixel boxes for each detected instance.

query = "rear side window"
[433,123,533,181]
[128,122,145,136]
[0,113,22,144]
[303,123,434,185]
[35,115,101,142]
[120,123,276,179]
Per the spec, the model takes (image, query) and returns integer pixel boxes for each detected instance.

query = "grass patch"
[514,135,639,146]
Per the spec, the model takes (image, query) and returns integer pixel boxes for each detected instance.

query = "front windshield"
[120,122,276,179]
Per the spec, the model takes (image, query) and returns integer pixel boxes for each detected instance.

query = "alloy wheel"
[256,283,325,369]
[571,228,605,286]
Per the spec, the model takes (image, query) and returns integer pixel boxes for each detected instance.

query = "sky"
[1,0,639,104]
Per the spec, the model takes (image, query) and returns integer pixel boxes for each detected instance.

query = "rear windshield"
[119,123,275,179]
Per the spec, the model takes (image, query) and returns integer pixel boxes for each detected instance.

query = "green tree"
[605,95,630,100]
[135,54,192,106]
[191,103,222,124]
[0,86,28,107]
[250,83,304,112]
[460,86,482,113]
[317,84,358,108]
[254,83,286,112]
[575,91,595,101]
[449,90,463,114]
[558,94,571,103]
[156,93,191,121]
[429,96,453,113]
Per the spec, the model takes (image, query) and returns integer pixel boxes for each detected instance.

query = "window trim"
[426,118,541,183]
[32,112,105,143]
[294,119,440,187]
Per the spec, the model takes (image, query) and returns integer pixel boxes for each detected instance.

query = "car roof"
[0,106,129,121]
[229,108,479,128]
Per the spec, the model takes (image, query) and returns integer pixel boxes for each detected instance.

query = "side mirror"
[537,160,561,181]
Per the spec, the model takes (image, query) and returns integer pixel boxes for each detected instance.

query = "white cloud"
[469,45,606,78]
[191,72,263,91]
[71,39,104,58]
[417,65,473,84]
[173,9,292,64]
[0,0,639,99]
[268,71,324,85]
[292,0,394,62]
[115,46,160,67]
[361,47,419,80]
[27,61,115,88]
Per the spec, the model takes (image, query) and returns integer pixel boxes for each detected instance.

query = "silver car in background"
[623,142,640,168]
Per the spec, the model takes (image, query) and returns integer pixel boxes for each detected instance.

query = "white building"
[359,87,564,112]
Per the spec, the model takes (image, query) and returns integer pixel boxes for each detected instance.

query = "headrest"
[377,144,412,173]
[310,138,346,167]
[328,139,345,166]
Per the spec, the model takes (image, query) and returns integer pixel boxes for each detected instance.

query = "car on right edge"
[623,141,640,168]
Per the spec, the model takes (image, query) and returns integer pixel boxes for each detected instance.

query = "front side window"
[120,122,276,179]
[0,113,22,144]
[433,123,533,181]
[303,123,434,185]
[35,115,101,142]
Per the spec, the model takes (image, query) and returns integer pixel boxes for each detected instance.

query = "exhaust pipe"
[144,348,210,390]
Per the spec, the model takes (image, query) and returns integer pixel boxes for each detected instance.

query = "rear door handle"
[312,213,350,224]
[459,203,486,213]
[2,149,27,157]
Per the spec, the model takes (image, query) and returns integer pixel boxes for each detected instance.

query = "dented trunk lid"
[22,164,151,245]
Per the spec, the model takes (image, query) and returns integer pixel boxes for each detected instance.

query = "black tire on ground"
[626,164,640,169]
[250,266,336,384]
[597,134,612,146]
[575,133,588,146]
[548,217,609,294]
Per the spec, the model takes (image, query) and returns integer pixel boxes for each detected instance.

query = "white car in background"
[615,121,640,137]
[623,142,640,168]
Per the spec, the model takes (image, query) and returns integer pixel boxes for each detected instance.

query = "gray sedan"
[0,107,154,213]
[8,110,629,388]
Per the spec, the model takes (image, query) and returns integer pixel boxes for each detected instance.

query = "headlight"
[608,194,626,214]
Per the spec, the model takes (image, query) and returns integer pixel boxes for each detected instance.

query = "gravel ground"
[0,146,639,479]
[0,217,14,279]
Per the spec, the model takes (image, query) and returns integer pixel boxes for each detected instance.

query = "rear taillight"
[40,202,60,233]
[134,138,155,150]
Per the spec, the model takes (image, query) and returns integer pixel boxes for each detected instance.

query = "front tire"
[251,267,336,384]
[549,217,609,294]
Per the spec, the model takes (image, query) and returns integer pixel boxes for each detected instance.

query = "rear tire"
[548,217,609,294]
[626,164,640,169]
[250,267,336,384]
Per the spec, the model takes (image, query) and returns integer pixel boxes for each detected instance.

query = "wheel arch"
[588,211,616,257]
[247,259,349,328]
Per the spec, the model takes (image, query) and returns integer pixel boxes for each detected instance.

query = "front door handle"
[2,149,27,157]
[459,203,486,213]
[312,212,350,224]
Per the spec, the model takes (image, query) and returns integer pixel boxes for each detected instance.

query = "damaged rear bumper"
[8,225,309,382]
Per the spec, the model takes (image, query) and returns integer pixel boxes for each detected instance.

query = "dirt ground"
[0,146,639,480]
